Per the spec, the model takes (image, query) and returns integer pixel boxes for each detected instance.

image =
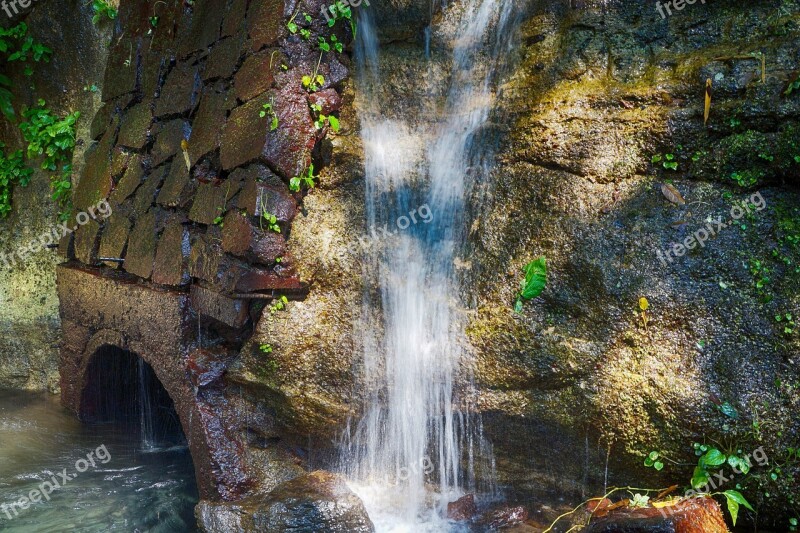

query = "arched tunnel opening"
[80,345,187,449]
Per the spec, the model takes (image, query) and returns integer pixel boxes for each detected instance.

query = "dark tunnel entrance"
[80,345,187,449]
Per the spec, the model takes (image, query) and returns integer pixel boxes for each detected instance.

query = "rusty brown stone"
[191,284,250,329]
[247,0,285,52]
[308,89,343,115]
[189,232,222,283]
[447,494,477,522]
[262,84,317,178]
[155,63,201,117]
[234,49,280,102]
[178,0,224,55]
[152,220,190,286]
[117,102,152,149]
[234,270,305,293]
[132,165,167,219]
[189,183,228,226]
[97,211,132,268]
[123,209,157,279]
[221,210,287,265]
[188,89,231,166]
[222,0,248,38]
[583,496,729,533]
[237,178,297,222]
[187,348,229,389]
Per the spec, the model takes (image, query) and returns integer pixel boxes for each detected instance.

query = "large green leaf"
[520,257,547,300]
[701,448,727,466]
[723,490,754,526]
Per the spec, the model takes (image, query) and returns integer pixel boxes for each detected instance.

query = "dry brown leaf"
[661,183,686,205]
[704,78,712,125]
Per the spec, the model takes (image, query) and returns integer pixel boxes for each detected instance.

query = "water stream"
[0,388,197,531]
[343,1,519,530]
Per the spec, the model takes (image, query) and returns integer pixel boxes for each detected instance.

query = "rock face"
[0,0,110,392]
[196,471,375,533]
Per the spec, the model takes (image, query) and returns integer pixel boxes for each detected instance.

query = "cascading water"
[138,357,157,450]
[343,0,519,530]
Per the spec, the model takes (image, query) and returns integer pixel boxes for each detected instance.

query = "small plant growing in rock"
[775,312,795,335]
[302,73,325,93]
[259,101,279,131]
[629,493,650,508]
[638,297,650,332]
[310,103,339,132]
[318,35,343,53]
[259,343,273,354]
[262,212,280,233]
[91,0,118,24]
[643,450,664,471]
[514,256,547,313]
[269,295,289,314]
[0,144,33,218]
[290,164,317,192]
[652,153,678,170]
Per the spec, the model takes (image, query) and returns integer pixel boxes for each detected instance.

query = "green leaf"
[644,457,654,467]
[691,465,709,489]
[723,490,754,526]
[701,448,726,466]
[328,115,339,132]
[654,461,664,471]
[717,401,739,419]
[514,298,523,314]
[520,256,547,300]
[287,21,298,33]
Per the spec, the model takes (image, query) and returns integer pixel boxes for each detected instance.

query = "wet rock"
[74,116,119,211]
[189,180,242,226]
[152,220,190,286]
[187,348,229,389]
[262,85,317,178]
[109,147,132,182]
[237,178,297,222]
[116,102,152,149]
[220,92,275,170]
[247,0,286,52]
[191,284,250,329]
[222,0,249,38]
[131,165,167,219]
[447,494,477,521]
[222,210,287,265]
[74,219,101,265]
[155,63,201,117]
[188,89,231,165]
[141,51,171,99]
[234,48,281,102]
[477,505,529,530]
[252,471,375,532]
[109,154,144,205]
[102,38,139,101]
[308,88,343,115]
[123,209,157,279]
[157,157,195,208]
[151,119,189,167]
[205,34,245,81]
[97,211,132,268]
[583,497,728,533]
[235,269,304,293]
[179,0,224,54]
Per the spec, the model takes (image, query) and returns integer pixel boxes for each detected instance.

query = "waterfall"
[137,357,157,451]
[342,0,519,530]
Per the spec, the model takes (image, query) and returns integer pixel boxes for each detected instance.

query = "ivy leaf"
[287,21,298,34]
[691,465,709,489]
[717,401,739,419]
[701,448,727,467]
[328,115,339,132]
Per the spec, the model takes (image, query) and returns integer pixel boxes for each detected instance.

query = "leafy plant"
[310,103,339,132]
[643,450,664,471]
[18,100,80,216]
[269,295,289,314]
[324,0,356,37]
[259,100,279,131]
[290,163,317,192]
[0,144,33,218]
[514,256,547,313]
[91,0,118,24]
[318,34,343,53]
[652,153,678,170]
[262,212,280,233]
[259,343,273,354]
[0,23,52,119]
[302,73,325,92]
[629,493,650,508]
[775,312,796,335]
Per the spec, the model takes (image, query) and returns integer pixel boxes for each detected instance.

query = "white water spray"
[343,1,518,530]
